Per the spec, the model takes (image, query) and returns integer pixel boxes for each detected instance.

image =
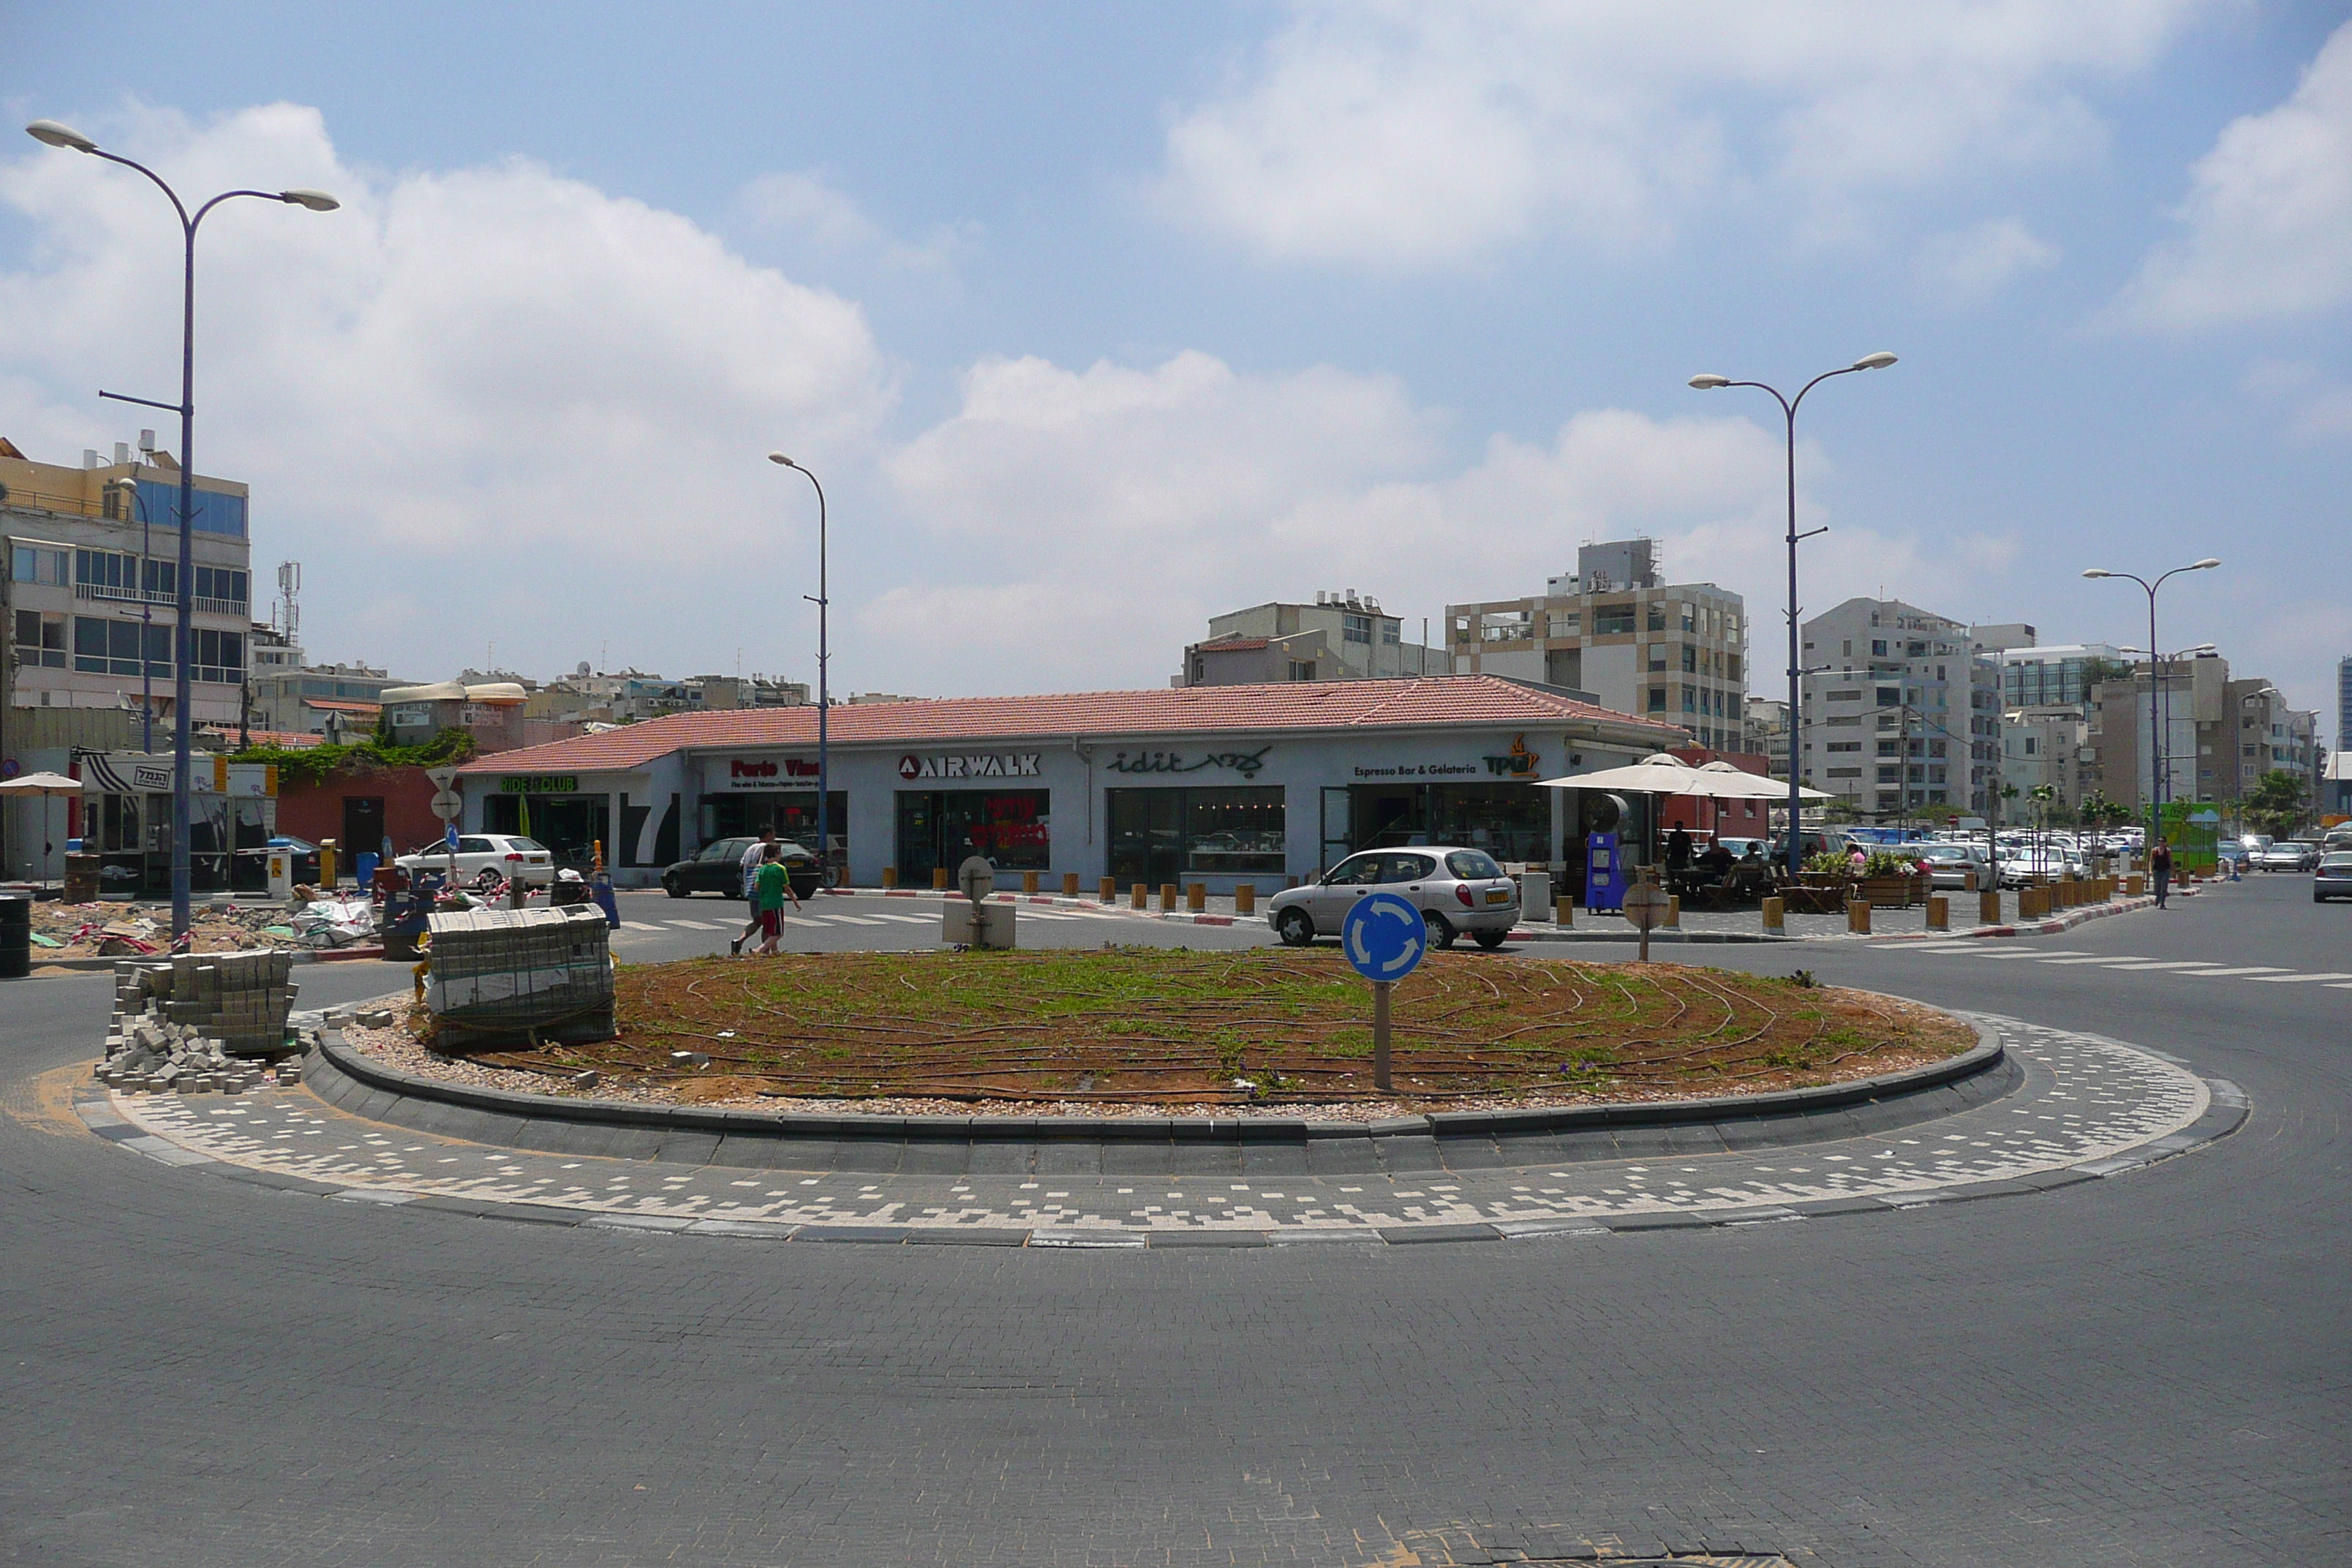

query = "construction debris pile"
[28,896,377,959]
[97,950,304,1096]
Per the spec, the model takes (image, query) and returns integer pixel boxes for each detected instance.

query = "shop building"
[451,676,1688,889]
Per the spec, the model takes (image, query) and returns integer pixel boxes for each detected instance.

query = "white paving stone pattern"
[105,1016,2210,1234]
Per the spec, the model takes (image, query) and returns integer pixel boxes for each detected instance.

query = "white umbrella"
[0,771,86,889]
[1688,759,1833,801]
[1530,753,1705,793]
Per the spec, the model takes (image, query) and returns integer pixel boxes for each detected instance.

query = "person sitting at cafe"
[1700,840,1735,878]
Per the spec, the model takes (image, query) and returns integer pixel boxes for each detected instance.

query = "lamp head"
[767,452,794,467]
[25,119,97,153]
[1687,374,1730,390]
[281,188,339,212]
[2190,557,2220,570]
[2081,568,2111,579]
[2186,642,2216,654]
[1852,351,1899,371]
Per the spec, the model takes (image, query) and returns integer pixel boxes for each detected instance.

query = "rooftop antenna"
[276,561,301,642]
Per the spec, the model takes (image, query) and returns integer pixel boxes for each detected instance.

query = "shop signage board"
[1343,892,1425,1093]
[499,775,578,794]
[897,753,1042,780]
[1106,746,1271,780]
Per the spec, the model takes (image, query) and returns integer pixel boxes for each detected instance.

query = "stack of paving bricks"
[426,905,614,1048]
[97,950,301,1096]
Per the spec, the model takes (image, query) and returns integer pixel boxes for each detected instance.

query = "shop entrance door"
[342,796,385,862]
[1319,786,1352,875]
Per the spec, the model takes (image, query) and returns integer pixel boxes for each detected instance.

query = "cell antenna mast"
[276,561,301,641]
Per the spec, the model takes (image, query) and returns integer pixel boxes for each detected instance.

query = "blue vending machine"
[1585,832,1627,913]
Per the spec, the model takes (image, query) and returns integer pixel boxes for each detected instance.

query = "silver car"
[2313,851,2352,902]
[2255,840,2318,872]
[1267,845,1520,951]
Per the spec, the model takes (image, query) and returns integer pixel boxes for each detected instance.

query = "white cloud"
[2241,358,2352,441]
[0,102,892,674]
[737,168,976,277]
[2108,19,2352,330]
[1918,216,2061,304]
[876,348,2014,690]
[1159,0,2204,268]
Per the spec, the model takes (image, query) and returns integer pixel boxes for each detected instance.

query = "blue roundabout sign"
[1341,892,1427,983]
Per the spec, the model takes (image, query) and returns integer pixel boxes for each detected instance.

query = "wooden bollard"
[1187,882,1206,911]
[1964,867,1979,893]
[1663,894,1680,928]
[1099,876,1116,902]
[1760,895,1784,935]
[1926,894,1949,931]
[1131,882,1147,909]
[1847,900,1872,935]
[881,866,898,889]
[1022,870,1040,895]
[1980,889,2002,926]
[1235,883,1255,915]
[933,867,949,890]
[1160,883,1177,911]
[1556,895,1575,927]
[1063,872,1079,897]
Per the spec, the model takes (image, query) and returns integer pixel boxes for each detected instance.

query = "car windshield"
[1445,850,1504,879]
[2321,854,2352,867]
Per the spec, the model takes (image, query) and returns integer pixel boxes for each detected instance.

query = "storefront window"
[1108,786,1286,886]
[895,789,1049,880]
[485,793,610,871]
[710,791,848,855]
[1346,783,1551,863]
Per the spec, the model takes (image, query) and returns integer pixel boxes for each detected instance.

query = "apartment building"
[1999,642,2130,709]
[1175,592,1442,687]
[1447,540,1746,750]
[2090,654,2319,810]
[246,659,408,736]
[2001,705,2093,820]
[1798,598,1999,818]
[4,437,255,728]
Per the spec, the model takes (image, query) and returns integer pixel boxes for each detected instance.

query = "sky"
[3,1,2346,731]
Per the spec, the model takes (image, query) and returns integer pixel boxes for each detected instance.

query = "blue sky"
[4,2,2346,731]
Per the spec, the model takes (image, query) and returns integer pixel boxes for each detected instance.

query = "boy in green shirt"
[751,845,793,955]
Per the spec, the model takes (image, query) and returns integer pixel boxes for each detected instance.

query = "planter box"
[1859,874,1929,909]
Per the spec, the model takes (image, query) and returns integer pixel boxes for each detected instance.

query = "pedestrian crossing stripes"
[1889,945,2342,987]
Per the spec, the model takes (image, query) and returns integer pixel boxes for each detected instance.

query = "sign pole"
[1372,980,1392,1092]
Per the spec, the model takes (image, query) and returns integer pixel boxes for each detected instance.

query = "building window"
[1380,620,1400,645]
[191,627,244,685]
[192,565,248,610]
[1828,766,1862,779]
[1343,613,1372,644]
[1877,766,1901,783]
[1877,739,1900,756]
[72,615,154,676]
[12,610,67,668]
[1593,604,1636,635]
[1682,688,1697,713]
[1646,603,1667,632]
[1647,687,1667,712]
[1287,660,1316,681]
[11,545,69,586]
[1828,689,1861,702]
[1826,740,1861,753]
[1108,785,1286,884]
[1553,611,1580,636]
[1681,645,1697,674]
[1876,687,1901,706]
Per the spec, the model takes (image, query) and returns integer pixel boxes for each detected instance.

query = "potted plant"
[1857,848,1929,908]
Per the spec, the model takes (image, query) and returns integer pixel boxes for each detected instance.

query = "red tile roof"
[302,698,382,713]
[1192,636,1271,652]
[456,676,1686,777]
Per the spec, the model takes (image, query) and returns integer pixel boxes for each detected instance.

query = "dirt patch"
[29,900,314,960]
[350,949,1975,1120]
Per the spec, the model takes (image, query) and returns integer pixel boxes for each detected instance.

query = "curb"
[298,1020,2010,1177]
[15,944,390,976]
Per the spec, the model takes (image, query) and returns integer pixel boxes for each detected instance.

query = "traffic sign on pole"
[429,789,464,821]
[1343,892,1426,1092]
[424,766,460,791]
[1622,879,1670,962]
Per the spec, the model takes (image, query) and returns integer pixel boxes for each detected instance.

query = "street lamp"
[1690,351,1899,878]
[26,118,337,939]
[108,475,159,753]
[768,453,831,886]
[2103,586,2221,845]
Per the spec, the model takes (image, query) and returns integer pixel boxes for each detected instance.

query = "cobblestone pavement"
[92,1017,2217,1239]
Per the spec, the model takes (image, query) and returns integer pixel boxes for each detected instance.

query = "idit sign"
[715,756,821,790]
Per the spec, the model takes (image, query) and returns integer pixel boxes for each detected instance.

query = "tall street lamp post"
[1690,351,1899,880]
[2087,550,2222,846]
[768,453,830,885]
[108,472,157,754]
[26,118,336,940]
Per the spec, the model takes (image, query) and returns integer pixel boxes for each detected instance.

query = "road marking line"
[819,914,891,926]
[775,915,828,928]
[2098,960,2225,970]
[665,919,724,930]
[2187,966,2293,977]
[2245,971,2352,984]
[857,913,937,924]
[2039,955,2151,965]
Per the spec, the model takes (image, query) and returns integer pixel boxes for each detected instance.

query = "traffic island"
[380,948,1977,1117]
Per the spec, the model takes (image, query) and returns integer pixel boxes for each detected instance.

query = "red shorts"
[758,909,781,938]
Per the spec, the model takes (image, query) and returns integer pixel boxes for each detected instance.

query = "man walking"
[751,843,794,956]
[730,829,794,955]
[2149,838,2173,909]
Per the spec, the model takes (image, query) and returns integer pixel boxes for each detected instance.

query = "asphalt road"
[0,874,2340,1566]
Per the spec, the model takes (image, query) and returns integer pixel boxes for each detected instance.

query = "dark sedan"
[660,837,821,900]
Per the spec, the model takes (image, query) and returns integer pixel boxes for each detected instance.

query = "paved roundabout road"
[1,874,2340,1565]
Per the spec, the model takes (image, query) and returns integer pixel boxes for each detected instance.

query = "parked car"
[660,837,822,900]
[1997,845,2076,888]
[393,833,557,889]
[2313,851,2352,902]
[1914,843,1989,889]
[2255,840,2318,872]
[1267,845,1520,951]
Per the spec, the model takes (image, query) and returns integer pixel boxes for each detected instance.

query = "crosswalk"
[1889,943,2352,988]
[614,900,1153,943]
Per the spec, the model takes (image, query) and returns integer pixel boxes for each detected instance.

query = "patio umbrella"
[1529,752,1705,794]
[0,771,86,889]
[1686,759,1833,801]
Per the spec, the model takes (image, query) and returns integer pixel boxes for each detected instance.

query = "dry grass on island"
[354,948,1978,1120]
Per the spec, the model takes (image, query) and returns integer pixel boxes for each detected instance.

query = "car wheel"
[663,876,687,900]
[1423,910,1457,950]
[473,867,501,889]
[1473,929,1507,950]
[1276,908,1315,946]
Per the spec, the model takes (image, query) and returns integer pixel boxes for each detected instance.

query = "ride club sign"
[498,775,578,794]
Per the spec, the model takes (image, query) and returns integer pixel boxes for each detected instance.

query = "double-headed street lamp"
[2117,638,2217,837]
[767,453,831,886]
[2085,557,2220,845]
[26,118,337,940]
[1689,351,1899,879]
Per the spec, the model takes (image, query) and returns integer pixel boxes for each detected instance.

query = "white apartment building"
[2001,704,2093,820]
[4,437,255,728]
[1447,540,1746,751]
[1177,592,1444,687]
[1799,598,1999,818]
[1999,642,2128,709]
